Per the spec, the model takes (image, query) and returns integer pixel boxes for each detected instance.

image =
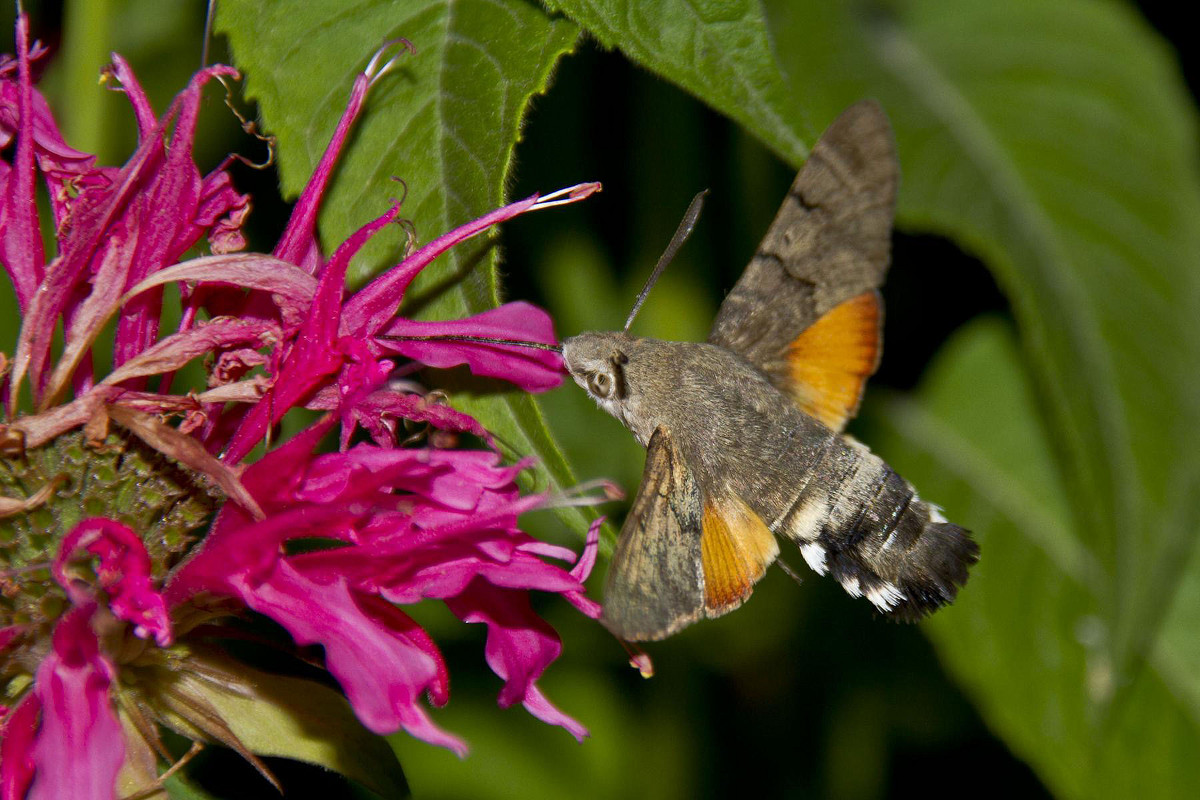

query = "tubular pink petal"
[343,193,542,337]
[0,693,39,800]
[0,14,45,312]
[274,72,372,267]
[571,517,602,583]
[449,583,560,708]
[520,684,588,743]
[29,606,124,800]
[446,581,585,739]
[310,203,406,346]
[354,594,450,706]
[105,54,157,137]
[232,563,459,742]
[112,65,242,374]
[379,301,565,391]
[53,519,172,647]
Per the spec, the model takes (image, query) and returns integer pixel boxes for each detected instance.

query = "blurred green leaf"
[216,1,596,539]
[543,0,1200,795]
[874,318,1200,798]
[180,651,408,799]
[392,665,697,800]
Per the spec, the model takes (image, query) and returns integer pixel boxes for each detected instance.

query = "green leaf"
[174,650,409,799]
[541,0,810,158]
[216,1,597,540]
[873,318,1200,798]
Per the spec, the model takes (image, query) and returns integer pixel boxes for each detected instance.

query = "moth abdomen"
[825,499,977,620]
[778,440,978,619]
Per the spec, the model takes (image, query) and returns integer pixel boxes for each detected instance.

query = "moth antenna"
[623,189,709,332]
[378,334,562,353]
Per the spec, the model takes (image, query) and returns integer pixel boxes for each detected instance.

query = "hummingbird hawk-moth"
[561,101,979,641]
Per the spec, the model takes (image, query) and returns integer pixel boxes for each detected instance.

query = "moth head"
[561,332,634,418]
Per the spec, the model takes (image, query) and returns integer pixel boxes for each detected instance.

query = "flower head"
[1,13,601,799]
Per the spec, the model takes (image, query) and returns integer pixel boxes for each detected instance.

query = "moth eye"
[587,371,614,398]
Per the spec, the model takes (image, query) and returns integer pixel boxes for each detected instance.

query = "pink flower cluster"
[1,14,600,799]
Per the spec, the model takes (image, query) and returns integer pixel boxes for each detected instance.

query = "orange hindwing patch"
[700,497,779,614]
[786,291,881,431]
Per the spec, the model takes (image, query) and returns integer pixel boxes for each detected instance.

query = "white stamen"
[365,39,415,84]
[532,182,602,210]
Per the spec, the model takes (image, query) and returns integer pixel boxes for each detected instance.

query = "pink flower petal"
[105,55,157,137]
[379,301,564,391]
[0,15,44,312]
[29,606,124,800]
[121,253,318,310]
[343,194,542,337]
[53,519,172,646]
[0,694,39,800]
[112,65,241,376]
[447,580,587,741]
[565,518,603,619]
[230,561,466,753]
[0,626,21,654]
[273,69,372,267]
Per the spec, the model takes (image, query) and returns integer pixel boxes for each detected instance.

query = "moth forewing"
[601,426,706,641]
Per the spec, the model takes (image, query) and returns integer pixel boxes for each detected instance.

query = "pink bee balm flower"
[1,13,602,800]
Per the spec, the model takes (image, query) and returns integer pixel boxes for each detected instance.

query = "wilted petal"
[122,253,318,316]
[196,167,250,254]
[29,606,124,800]
[101,317,276,387]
